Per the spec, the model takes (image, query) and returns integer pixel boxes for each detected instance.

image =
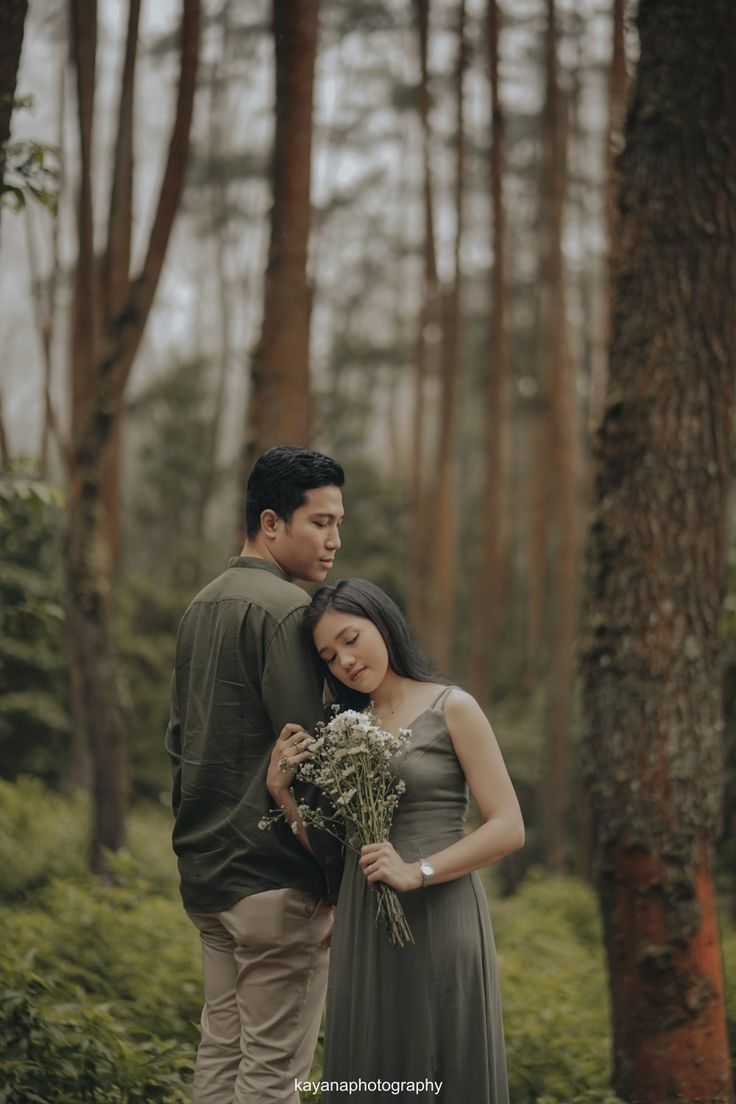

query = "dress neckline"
[373,686,456,738]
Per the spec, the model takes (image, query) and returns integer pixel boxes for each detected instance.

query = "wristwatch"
[419,859,435,887]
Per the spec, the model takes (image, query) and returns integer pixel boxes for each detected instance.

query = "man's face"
[269,485,344,582]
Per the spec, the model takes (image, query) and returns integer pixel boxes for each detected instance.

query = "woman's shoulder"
[440,687,489,727]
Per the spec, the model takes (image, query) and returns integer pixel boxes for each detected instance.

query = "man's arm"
[164,671,182,817]
[261,606,344,901]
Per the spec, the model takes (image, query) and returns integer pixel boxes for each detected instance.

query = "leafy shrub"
[0,469,70,786]
[0,777,88,900]
[492,870,624,1104]
[0,777,179,903]
[1,782,732,1104]
[1,878,201,1046]
[0,962,193,1104]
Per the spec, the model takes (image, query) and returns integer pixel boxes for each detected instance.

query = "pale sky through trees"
[2,0,614,474]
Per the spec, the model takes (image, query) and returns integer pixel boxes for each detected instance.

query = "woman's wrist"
[269,783,292,806]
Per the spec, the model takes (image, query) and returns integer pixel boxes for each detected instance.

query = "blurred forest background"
[1,0,735,1101]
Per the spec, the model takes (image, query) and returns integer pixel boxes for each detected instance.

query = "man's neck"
[240,539,289,578]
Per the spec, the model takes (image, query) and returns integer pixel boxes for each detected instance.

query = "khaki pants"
[188,888,332,1104]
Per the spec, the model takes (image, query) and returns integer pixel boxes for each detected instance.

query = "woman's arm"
[360,690,524,891]
[266,723,314,855]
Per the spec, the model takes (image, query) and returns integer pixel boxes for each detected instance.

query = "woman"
[267,579,524,1104]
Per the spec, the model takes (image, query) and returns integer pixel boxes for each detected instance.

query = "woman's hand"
[266,723,312,800]
[359,841,423,893]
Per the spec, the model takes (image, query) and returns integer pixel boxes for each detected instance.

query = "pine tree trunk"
[245,0,318,469]
[428,0,466,672]
[469,0,510,707]
[407,0,439,639]
[582,1,736,1098]
[541,0,578,874]
[589,0,627,434]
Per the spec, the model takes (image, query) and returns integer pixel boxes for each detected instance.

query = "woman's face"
[312,609,390,695]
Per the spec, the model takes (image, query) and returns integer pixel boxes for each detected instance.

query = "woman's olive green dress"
[322,689,510,1104]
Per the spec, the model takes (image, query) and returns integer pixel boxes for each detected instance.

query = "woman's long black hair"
[303,578,447,711]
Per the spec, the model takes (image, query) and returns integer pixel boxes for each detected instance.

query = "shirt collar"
[227,555,290,582]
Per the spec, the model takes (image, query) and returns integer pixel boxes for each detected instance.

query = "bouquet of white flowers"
[260,706,414,946]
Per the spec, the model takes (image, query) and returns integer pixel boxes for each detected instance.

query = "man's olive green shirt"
[165,556,336,913]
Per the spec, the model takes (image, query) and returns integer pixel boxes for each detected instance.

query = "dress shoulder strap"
[429,684,457,711]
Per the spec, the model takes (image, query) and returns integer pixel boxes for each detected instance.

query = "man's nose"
[326,526,341,550]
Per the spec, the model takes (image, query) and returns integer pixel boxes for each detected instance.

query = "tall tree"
[582,1,736,1099]
[469,0,510,707]
[245,0,318,470]
[67,0,200,871]
[0,0,29,204]
[526,0,578,871]
[541,0,578,874]
[589,0,627,433]
[407,0,440,640]
[428,0,466,671]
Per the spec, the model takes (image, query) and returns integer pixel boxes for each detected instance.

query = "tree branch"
[103,0,141,325]
[105,0,200,397]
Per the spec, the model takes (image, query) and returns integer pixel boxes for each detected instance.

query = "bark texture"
[245,0,318,468]
[590,0,627,433]
[582,1,736,1099]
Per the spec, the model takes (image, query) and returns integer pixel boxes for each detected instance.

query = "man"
[166,445,345,1104]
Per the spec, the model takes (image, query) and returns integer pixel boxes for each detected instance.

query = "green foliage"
[2,877,201,1046]
[2,782,733,1103]
[116,576,188,800]
[1,96,60,212]
[0,964,193,1104]
[492,871,624,1104]
[0,778,87,900]
[323,457,409,607]
[125,356,223,584]
[0,468,70,785]
[0,785,199,1101]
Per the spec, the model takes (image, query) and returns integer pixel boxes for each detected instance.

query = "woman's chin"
[339,672,378,696]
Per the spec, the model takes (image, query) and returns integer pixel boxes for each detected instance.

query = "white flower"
[335,788,356,806]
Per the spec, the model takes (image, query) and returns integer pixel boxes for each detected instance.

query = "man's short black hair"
[244,445,344,538]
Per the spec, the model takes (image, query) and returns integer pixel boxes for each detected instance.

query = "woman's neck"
[369,672,419,716]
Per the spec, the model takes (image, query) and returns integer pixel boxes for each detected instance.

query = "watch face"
[421,861,434,878]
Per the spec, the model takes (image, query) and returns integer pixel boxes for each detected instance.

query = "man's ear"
[260,509,281,540]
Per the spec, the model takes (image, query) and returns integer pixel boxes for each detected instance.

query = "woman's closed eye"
[324,635,358,666]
